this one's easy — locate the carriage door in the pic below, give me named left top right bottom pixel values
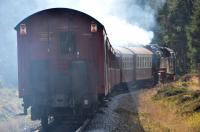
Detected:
left=30, top=60, right=49, bottom=95
left=70, top=61, right=90, bottom=105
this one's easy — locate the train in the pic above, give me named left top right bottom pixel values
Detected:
left=15, top=8, right=176, bottom=128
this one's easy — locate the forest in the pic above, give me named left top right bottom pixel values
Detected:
left=153, top=0, right=200, bottom=74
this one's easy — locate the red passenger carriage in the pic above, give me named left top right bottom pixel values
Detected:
left=15, top=8, right=117, bottom=126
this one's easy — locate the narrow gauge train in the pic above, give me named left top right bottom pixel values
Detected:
left=15, top=8, right=175, bottom=128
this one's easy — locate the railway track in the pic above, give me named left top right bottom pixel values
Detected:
left=75, top=119, right=90, bottom=132
left=31, top=118, right=91, bottom=132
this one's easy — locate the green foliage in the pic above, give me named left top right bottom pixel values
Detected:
left=154, top=86, right=200, bottom=116
left=186, top=0, right=200, bottom=71
left=154, top=0, right=200, bottom=74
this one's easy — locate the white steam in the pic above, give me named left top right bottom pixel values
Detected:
left=44, top=0, right=154, bottom=45
left=101, top=16, right=153, bottom=45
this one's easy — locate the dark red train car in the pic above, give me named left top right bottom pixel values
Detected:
left=128, top=47, right=153, bottom=81
left=114, top=47, right=134, bottom=84
left=109, top=47, right=121, bottom=89
left=114, top=46, right=153, bottom=87
left=106, top=43, right=121, bottom=92
left=15, top=8, right=117, bottom=126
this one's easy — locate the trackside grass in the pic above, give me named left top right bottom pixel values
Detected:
left=138, top=74, right=200, bottom=131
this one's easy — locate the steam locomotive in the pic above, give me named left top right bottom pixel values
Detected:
left=15, top=8, right=175, bottom=128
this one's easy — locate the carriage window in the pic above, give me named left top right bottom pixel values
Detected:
left=149, top=57, right=151, bottom=67
left=145, top=57, right=148, bottom=68
left=122, top=58, right=124, bottom=68
left=59, top=31, right=76, bottom=54
left=150, top=57, right=152, bottom=67
left=139, top=56, right=141, bottom=68
left=141, top=56, right=143, bottom=68
left=146, top=57, right=148, bottom=68
left=138, top=57, right=140, bottom=68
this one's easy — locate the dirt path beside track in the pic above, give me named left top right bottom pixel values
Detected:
left=86, top=90, right=144, bottom=132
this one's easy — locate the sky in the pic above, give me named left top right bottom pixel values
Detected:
left=0, top=0, right=165, bottom=86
